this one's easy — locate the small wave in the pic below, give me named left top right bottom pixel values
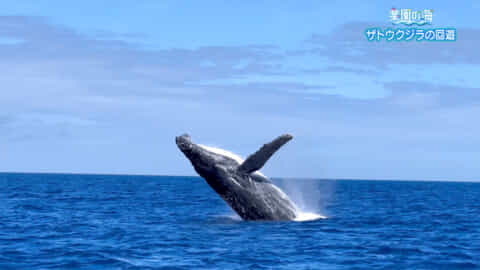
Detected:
left=208, top=214, right=243, bottom=224
left=294, top=211, right=327, bottom=222
left=224, top=214, right=242, bottom=221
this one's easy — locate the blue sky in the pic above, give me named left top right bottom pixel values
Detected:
left=1, top=1, right=479, bottom=181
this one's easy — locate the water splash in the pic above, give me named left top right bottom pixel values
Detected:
left=274, top=178, right=336, bottom=221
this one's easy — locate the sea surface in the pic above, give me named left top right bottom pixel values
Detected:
left=1, top=173, right=479, bottom=270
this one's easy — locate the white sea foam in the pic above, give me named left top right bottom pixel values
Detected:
left=294, top=211, right=327, bottom=222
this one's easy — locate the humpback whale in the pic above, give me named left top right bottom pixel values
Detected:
left=175, top=134, right=299, bottom=221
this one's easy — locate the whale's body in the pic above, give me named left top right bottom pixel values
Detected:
left=175, top=134, right=298, bottom=221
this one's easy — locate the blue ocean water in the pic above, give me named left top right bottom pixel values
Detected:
left=0, top=173, right=479, bottom=270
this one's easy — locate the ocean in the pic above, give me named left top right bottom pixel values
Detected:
left=0, top=173, right=479, bottom=269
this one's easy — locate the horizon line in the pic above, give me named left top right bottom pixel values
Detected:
left=0, top=170, right=478, bottom=183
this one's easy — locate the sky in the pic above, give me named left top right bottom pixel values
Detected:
left=1, top=1, right=479, bottom=181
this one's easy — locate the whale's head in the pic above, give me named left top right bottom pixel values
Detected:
left=176, top=134, right=213, bottom=172
left=175, top=134, right=244, bottom=194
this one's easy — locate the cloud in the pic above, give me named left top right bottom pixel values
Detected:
left=1, top=16, right=479, bottom=180
left=0, top=115, right=13, bottom=132
left=301, top=65, right=380, bottom=76
left=385, top=81, right=480, bottom=108
left=301, top=21, right=480, bottom=67
left=0, top=15, right=288, bottom=127
left=0, top=16, right=283, bottom=92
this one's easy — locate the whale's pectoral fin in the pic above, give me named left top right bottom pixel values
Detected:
left=238, top=134, right=293, bottom=174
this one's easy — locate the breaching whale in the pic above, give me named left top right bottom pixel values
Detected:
left=175, top=133, right=299, bottom=221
